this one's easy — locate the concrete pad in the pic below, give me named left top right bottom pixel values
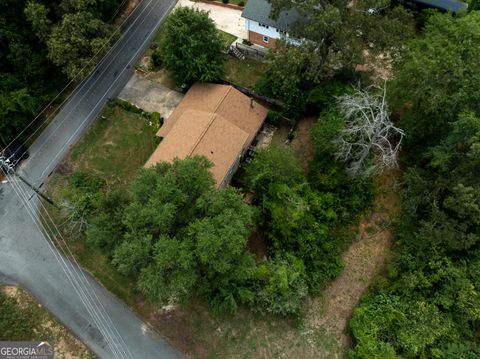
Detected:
left=176, top=0, right=247, bottom=39
left=118, top=74, right=184, bottom=118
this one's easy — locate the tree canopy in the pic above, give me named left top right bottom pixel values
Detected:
left=392, top=11, right=480, bottom=154
left=87, top=157, right=258, bottom=313
left=350, top=11, right=480, bottom=358
left=159, top=7, right=224, bottom=86
left=1, top=0, right=123, bottom=144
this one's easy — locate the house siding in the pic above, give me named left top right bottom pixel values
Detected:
left=244, top=19, right=299, bottom=48
left=245, top=19, right=282, bottom=39
left=248, top=30, right=277, bottom=49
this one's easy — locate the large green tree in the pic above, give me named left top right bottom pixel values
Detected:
left=46, top=11, right=117, bottom=79
left=159, top=7, right=223, bottom=86
left=256, top=0, right=414, bottom=110
left=0, top=75, right=37, bottom=143
left=392, top=11, right=480, bottom=154
left=269, top=0, right=413, bottom=68
left=88, top=157, right=257, bottom=312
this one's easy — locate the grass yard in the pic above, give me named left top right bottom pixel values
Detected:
left=66, top=102, right=157, bottom=187
left=218, top=30, right=237, bottom=51
left=223, top=58, right=265, bottom=88
left=0, top=286, right=94, bottom=358
left=44, top=102, right=157, bottom=307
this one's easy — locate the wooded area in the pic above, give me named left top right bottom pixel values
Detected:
left=0, top=0, right=123, bottom=144
left=350, top=11, right=480, bottom=357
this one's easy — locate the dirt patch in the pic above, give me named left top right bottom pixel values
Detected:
left=306, top=168, right=401, bottom=351
left=289, top=117, right=316, bottom=171
left=247, top=230, right=268, bottom=261
left=3, top=286, right=19, bottom=297
left=355, top=50, right=393, bottom=83
left=1, top=286, right=93, bottom=359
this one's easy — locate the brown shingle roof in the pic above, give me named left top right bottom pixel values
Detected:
left=146, top=83, right=268, bottom=186
left=157, top=83, right=268, bottom=143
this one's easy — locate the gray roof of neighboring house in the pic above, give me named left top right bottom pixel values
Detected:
left=412, top=0, right=468, bottom=13
left=241, top=0, right=301, bottom=32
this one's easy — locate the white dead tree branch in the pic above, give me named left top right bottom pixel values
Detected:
left=60, top=199, right=90, bottom=235
left=334, top=82, right=404, bottom=177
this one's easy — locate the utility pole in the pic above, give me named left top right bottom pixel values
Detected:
left=16, top=173, right=56, bottom=207
left=0, top=156, right=56, bottom=207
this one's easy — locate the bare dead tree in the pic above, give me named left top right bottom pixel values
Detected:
left=60, top=199, right=90, bottom=235
left=334, top=82, right=404, bottom=177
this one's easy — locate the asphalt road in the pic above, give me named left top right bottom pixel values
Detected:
left=0, top=0, right=183, bottom=358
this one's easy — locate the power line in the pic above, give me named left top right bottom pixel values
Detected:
left=35, top=0, right=174, bottom=184
left=3, top=170, right=128, bottom=359
left=108, top=0, right=131, bottom=23
left=0, top=0, right=151, bottom=156
left=2, top=168, right=132, bottom=359
left=0, top=1, right=176, bottom=354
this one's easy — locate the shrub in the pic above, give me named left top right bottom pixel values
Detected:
left=112, top=98, right=143, bottom=114
left=72, top=171, right=106, bottom=193
left=266, top=110, right=282, bottom=126
left=149, top=112, right=163, bottom=133
left=306, top=81, right=351, bottom=113
left=222, top=0, right=229, bottom=3
left=238, top=1, right=245, bottom=6
left=252, top=254, right=308, bottom=316
left=151, top=49, right=163, bottom=68
left=310, top=108, right=345, bottom=157
left=244, top=144, right=305, bottom=195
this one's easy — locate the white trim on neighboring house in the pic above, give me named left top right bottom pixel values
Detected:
left=246, top=19, right=282, bottom=39
left=244, top=18, right=300, bottom=47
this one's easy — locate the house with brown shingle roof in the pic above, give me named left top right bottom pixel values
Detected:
left=145, top=83, right=268, bottom=187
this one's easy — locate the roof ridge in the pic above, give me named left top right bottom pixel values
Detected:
left=187, top=112, right=217, bottom=157
left=213, top=85, right=233, bottom=114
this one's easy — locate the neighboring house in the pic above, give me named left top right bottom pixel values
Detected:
left=241, top=0, right=468, bottom=49
left=241, top=0, right=300, bottom=48
left=145, top=83, right=268, bottom=187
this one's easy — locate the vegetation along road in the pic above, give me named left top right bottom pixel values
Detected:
left=0, top=0, right=182, bottom=358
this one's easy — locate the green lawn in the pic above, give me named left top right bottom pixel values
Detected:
left=223, top=58, right=265, bottom=88
left=67, top=102, right=157, bottom=187
left=44, top=102, right=157, bottom=307
left=218, top=30, right=237, bottom=51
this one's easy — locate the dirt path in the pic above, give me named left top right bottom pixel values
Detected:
left=289, top=117, right=316, bottom=172
left=307, top=169, right=401, bottom=353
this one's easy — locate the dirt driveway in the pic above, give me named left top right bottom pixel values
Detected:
left=176, top=0, right=247, bottom=39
